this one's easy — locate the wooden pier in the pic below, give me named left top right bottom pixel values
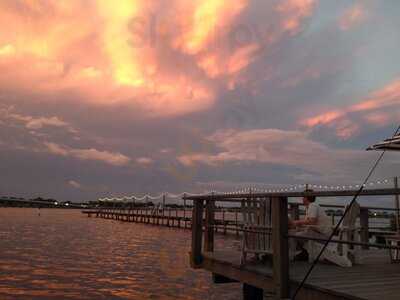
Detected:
left=82, top=206, right=244, bottom=234
left=82, top=203, right=395, bottom=239
left=83, top=207, right=192, bottom=228
left=184, top=189, right=400, bottom=300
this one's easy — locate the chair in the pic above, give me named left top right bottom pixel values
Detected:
left=307, top=201, right=361, bottom=267
left=241, top=197, right=272, bottom=265
left=151, top=203, right=162, bottom=216
left=338, top=201, right=361, bottom=261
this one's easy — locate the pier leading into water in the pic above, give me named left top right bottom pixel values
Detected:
left=83, top=188, right=400, bottom=299
left=185, top=188, right=400, bottom=300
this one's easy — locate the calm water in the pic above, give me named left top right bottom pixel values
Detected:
left=0, top=209, right=242, bottom=300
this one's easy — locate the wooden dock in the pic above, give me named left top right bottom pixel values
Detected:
left=201, top=249, right=399, bottom=300
left=82, top=208, right=192, bottom=228
left=184, top=189, right=400, bottom=300
left=82, top=204, right=395, bottom=238
left=82, top=207, right=243, bottom=233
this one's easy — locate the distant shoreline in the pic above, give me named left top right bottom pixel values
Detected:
left=0, top=197, right=92, bottom=209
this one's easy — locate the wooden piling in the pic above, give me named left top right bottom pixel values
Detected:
left=360, top=207, right=369, bottom=249
left=191, top=200, right=204, bottom=268
left=204, top=200, right=215, bottom=252
left=235, top=209, right=239, bottom=236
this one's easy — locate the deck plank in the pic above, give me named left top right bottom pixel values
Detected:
left=202, top=250, right=400, bottom=300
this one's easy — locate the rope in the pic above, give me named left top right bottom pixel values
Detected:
left=292, top=124, right=400, bottom=299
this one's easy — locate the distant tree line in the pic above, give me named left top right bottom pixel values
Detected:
left=0, top=196, right=89, bottom=209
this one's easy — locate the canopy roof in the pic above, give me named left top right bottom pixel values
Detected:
left=367, top=134, right=400, bottom=151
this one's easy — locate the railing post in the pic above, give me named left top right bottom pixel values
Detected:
left=235, top=209, right=239, bottom=236
left=191, top=199, right=204, bottom=268
left=272, top=196, right=290, bottom=299
left=204, top=199, right=215, bottom=252
left=183, top=195, right=187, bottom=229
left=360, top=208, right=369, bottom=250
left=290, top=203, right=299, bottom=221
left=162, top=194, right=166, bottom=214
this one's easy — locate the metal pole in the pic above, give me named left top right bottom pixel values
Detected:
left=395, top=177, right=399, bottom=233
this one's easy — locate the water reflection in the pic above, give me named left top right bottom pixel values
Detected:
left=0, top=209, right=241, bottom=300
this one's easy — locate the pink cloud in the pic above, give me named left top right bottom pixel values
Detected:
left=136, top=157, right=153, bottom=165
left=0, top=0, right=318, bottom=118
left=0, top=106, right=76, bottom=133
left=276, top=0, right=316, bottom=35
left=301, top=78, right=400, bottom=139
left=303, top=110, right=344, bottom=128
left=44, top=142, right=131, bottom=166
left=44, top=142, right=69, bottom=156
left=339, top=3, right=367, bottom=31
left=25, top=117, right=69, bottom=130
left=68, top=180, right=82, bottom=189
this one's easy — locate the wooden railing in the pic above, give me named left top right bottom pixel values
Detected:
left=184, top=188, right=400, bottom=299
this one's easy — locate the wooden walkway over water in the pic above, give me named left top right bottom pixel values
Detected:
left=82, top=204, right=395, bottom=239
left=202, top=249, right=398, bottom=300
left=184, top=189, right=400, bottom=300
left=83, top=208, right=192, bottom=228
left=82, top=188, right=400, bottom=299
left=82, top=207, right=242, bottom=233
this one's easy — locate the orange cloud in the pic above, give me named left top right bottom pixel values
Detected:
left=173, top=0, right=248, bottom=55
left=97, top=0, right=146, bottom=87
left=0, top=0, right=317, bottom=117
left=0, top=44, right=15, bottom=56
left=0, top=1, right=216, bottom=117
left=198, top=43, right=259, bottom=79
left=276, top=0, right=316, bottom=35
left=302, top=78, right=400, bottom=138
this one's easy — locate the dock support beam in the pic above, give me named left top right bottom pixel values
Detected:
left=204, top=199, right=215, bottom=252
left=191, top=199, right=204, bottom=268
left=272, top=196, right=290, bottom=299
left=360, top=208, right=369, bottom=249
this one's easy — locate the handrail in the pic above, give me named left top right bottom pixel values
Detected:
left=299, top=203, right=399, bottom=212
left=287, top=234, right=400, bottom=250
left=97, top=202, right=399, bottom=213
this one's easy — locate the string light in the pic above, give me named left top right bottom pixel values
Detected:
left=98, top=177, right=395, bottom=201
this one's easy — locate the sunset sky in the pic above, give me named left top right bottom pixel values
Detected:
left=1, top=0, right=400, bottom=202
